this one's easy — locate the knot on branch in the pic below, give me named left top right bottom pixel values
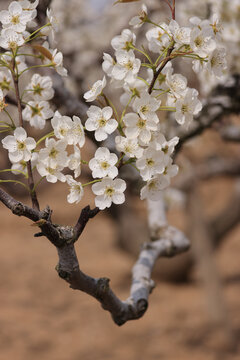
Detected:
left=136, top=299, right=148, bottom=314
left=40, top=206, right=52, bottom=220
left=12, top=202, right=24, bottom=216
left=58, top=226, right=75, bottom=245
left=55, top=264, right=71, bottom=281
left=96, top=277, right=110, bottom=299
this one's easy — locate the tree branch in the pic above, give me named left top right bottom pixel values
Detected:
left=56, top=225, right=190, bottom=326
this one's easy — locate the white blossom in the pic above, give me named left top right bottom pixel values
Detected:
left=123, top=112, right=158, bottom=144
left=85, top=106, right=118, bottom=141
left=0, top=29, right=24, bottom=50
left=0, top=70, right=12, bottom=96
left=112, top=50, right=141, bottom=83
left=25, top=74, right=54, bottom=101
left=89, top=147, right=118, bottom=179
left=115, top=136, right=143, bottom=158
left=120, top=78, right=147, bottom=106
left=51, top=112, right=85, bottom=147
left=175, top=88, right=202, bottom=126
left=140, top=160, right=178, bottom=200
left=150, top=133, right=179, bottom=156
left=111, top=29, right=136, bottom=51
left=68, top=146, right=81, bottom=178
left=132, top=91, right=160, bottom=122
left=66, top=175, right=84, bottom=204
left=83, top=76, right=106, bottom=102
left=140, top=175, right=170, bottom=201
left=41, top=8, right=59, bottom=41
left=166, top=72, right=188, bottom=98
left=69, top=116, right=85, bottom=147
left=206, top=47, right=227, bottom=78
left=2, top=127, right=36, bottom=163
left=190, top=27, right=216, bottom=57
left=11, top=152, right=38, bottom=175
left=136, top=147, right=165, bottom=181
left=38, top=138, right=69, bottom=167
left=169, top=20, right=191, bottom=46
left=129, top=4, right=148, bottom=28
left=102, top=53, right=115, bottom=77
left=51, top=49, right=67, bottom=76
left=0, top=1, right=32, bottom=33
left=36, top=161, right=66, bottom=183
left=92, top=177, right=126, bottom=210
left=22, top=100, right=54, bottom=129
left=51, top=111, right=73, bottom=141
left=146, top=23, right=171, bottom=53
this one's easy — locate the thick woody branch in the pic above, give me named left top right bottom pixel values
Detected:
left=0, top=184, right=189, bottom=325
left=56, top=225, right=189, bottom=326
left=0, top=187, right=97, bottom=247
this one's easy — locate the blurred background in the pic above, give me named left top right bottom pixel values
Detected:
left=0, top=0, right=240, bottom=359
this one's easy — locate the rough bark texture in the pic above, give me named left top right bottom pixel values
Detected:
left=0, top=186, right=190, bottom=325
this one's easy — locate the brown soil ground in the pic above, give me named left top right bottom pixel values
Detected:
left=0, top=178, right=240, bottom=360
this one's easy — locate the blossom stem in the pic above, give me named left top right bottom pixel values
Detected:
left=36, top=131, right=54, bottom=147
left=82, top=179, right=101, bottom=188
left=11, top=55, right=40, bottom=210
left=129, top=44, right=153, bottom=64
left=148, top=45, right=175, bottom=94
left=24, top=23, right=51, bottom=43
left=3, top=109, right=16, bottom=128
left=19, top=64, right=53, bottom=77
left=32, top=176, right=45, bottom=192
left=119, top=94, right=134, bottom=128
left=102, top=93, right=119, bottom=122
left=81, top=160, right=89, bottom=165
left=116, top=153, right=125, bottom=168
left=0, top=169, right=28, bottom=177
left=159, top=106, right=176, bottom=111
left=0, top=179, right=30, bottom=192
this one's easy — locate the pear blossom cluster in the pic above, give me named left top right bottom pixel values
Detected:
left=177, top=0, right=237, bottom=95
left=0, top=1, right=226, bottom=211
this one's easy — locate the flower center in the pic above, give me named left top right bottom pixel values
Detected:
left=11, top=15, right=20, bottom=25
left=49, top=147, right=58, bottom=158
left=8, top=41, right=17, bottom=49
left=181, top=104, right=189, bottom=114
left=0, top=78, right=11, bottom=91
left=105, top=186, right=115, bottom=196
left=60, top=127, right=67, bottom=136
left=124, top=145, right=132, bottom=153
left=33, top=83, right=43, bottom=95
left=0, top=99, right=7, bottom=112
left=98, top=117, right=107, bottom=127
left=17, top=141, right=26, bottom=151
left=146, top=158, right=154, bottom=166
left=73, top=184, right=81, bottom=193
left=46, top=167, right=55, bottom=175
left=148, top=180, right=157, bottom=190
left=31, top=105, right=43, bottom=117
left=125, top=60, right=134, bottom=70
left=194, top=36, right=203, bottom=47
left=140, top=105, right=149, bottom=115
left=137, top=118, right=146, bottom=129
left=101, top=161, right=110, bottom=170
